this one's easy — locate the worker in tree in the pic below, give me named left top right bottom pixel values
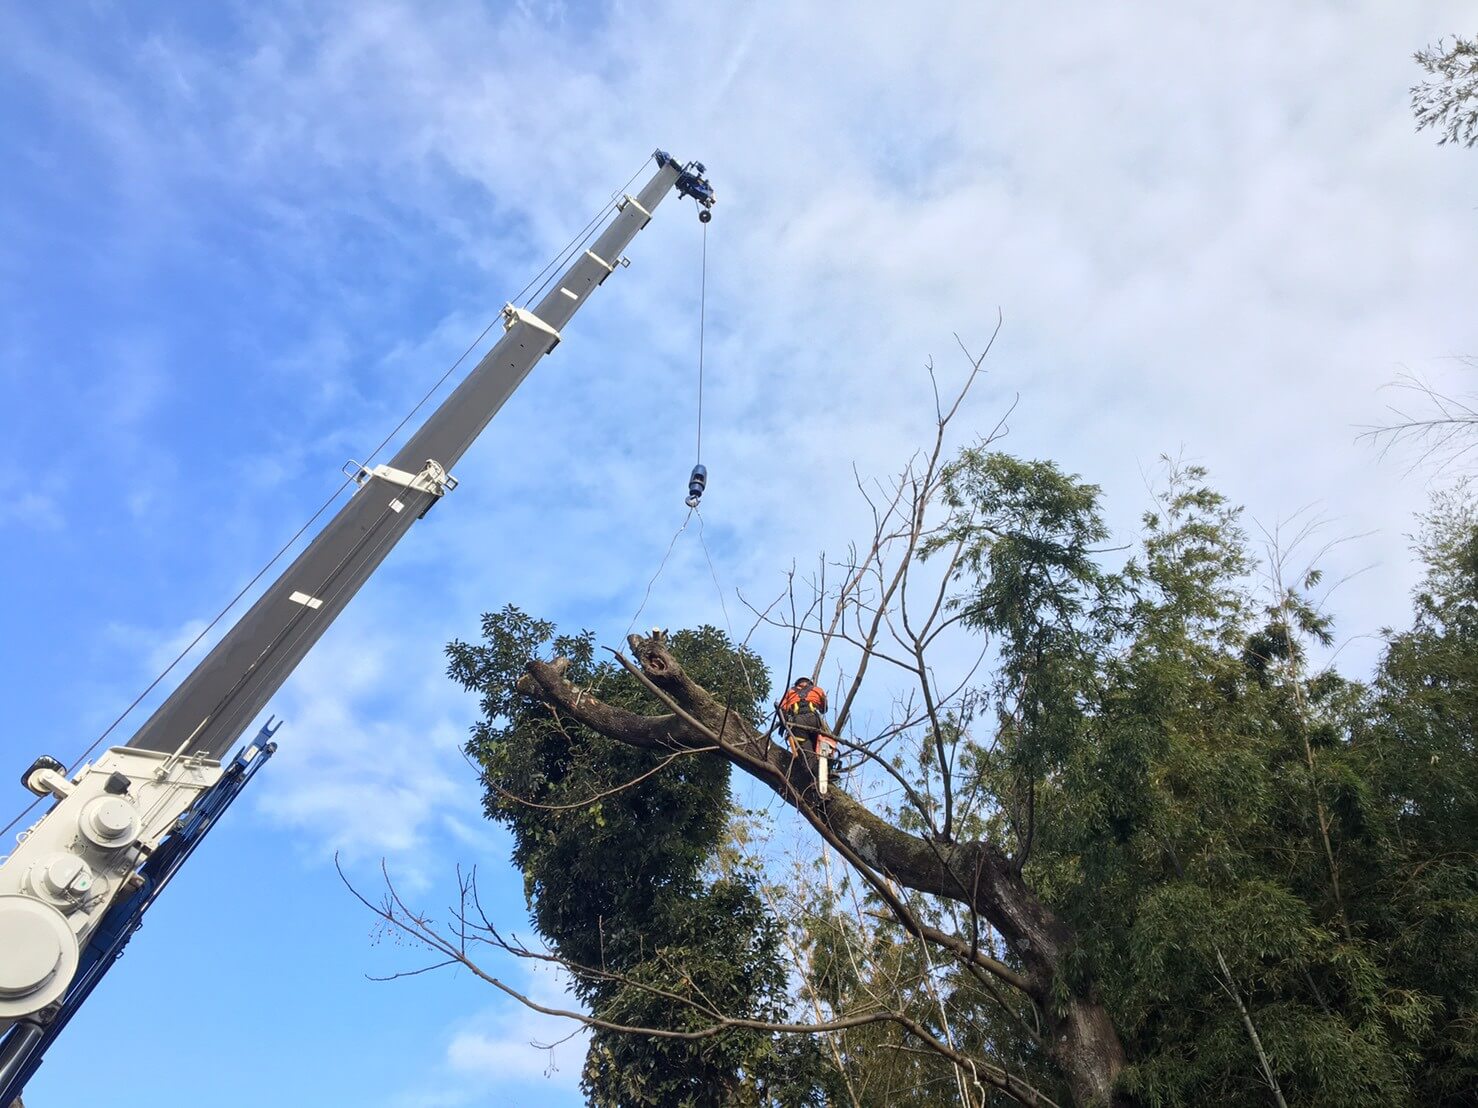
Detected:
left=779, top=677, right=841, bottom=793
left=779, top=677, right=829, bottom=752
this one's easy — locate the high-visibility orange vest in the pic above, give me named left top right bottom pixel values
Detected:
left=780, top=684, right=828, bottom=716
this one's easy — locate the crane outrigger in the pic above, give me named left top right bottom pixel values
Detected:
left=0, top=150, right=715, bottom=1105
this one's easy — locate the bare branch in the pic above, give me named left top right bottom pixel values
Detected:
left=348, top=857, right=1063, bottom=1108
left=1360, top=364, right=1478, bottom=472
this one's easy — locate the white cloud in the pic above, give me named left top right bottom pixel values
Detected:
left=0, top=491, right=64, bottom=531
left=12, top=0, right=1476, bottom=894
left=142, top=617, right=214, bottom=677
left=211, top=0, right=1474, bottom=859
left=254, top=615, right=497, bottom=873
left=386, top=961, right=586, bottom=1107
left=5, top=10, right=1477, bottom=1107
left=445, top=962, right=588, bottom=1091
left=446, top=1028, right=571, bottom=1084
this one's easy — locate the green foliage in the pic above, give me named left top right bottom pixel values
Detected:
left=929, top=454, right=1478, bottom=1104
left=446, top=453, right=1478, bottom=1106
left=1339, top=486, right=1478, bottom=1101
left=1413, top=34, right=1478, bottom=148
left=448, top=611, right=815, bottom=1106
left=931, top=450, right=1118, bottom=848
left=782, top=870, right=1049, bottom=1107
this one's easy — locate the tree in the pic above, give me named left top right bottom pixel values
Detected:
left=1412, top=34, right=1478, bottom=148
left=440, top=612, right=820, bottom=1106
left=1362, top=363, right=1478, bottom=474
left=1341, top=484, right=1478, bottom=1102
left=355, top=349, right=1478, bottom=1106
left=442, top=344, right=1129, bottom=1106
left=1033, top=472, right=1424, bottom=1107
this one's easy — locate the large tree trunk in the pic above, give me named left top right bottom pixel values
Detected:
left=519, top=633, right=1128, bottom=1106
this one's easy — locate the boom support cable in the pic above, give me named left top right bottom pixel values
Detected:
left=2, top=156, right=658, bottom=841
left=519, top=156, right=654, bottom=308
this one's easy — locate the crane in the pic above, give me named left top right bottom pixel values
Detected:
left=0, top=150, right=715, bottom=1105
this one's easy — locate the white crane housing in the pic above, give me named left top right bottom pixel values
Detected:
left=0, top=150, right=715, bottom=1104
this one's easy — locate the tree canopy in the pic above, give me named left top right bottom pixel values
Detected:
left=401, top=431, right=1478, bottom=1106
left=446, top=615, right=828, bottom=1106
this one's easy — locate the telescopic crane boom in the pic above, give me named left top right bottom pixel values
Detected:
left=0, top=150, right=715, bottom=1105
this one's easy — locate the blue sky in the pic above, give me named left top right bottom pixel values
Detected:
left=2, top=2, right=1476, bottom=1105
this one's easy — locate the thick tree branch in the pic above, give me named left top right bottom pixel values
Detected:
left=520, top=636, right=1074, bottom=986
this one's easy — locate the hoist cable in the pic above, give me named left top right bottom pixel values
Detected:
left=696, top=219, right=708, bottom=465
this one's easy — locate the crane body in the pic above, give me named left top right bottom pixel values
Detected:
left=0, top=150, right=714, bottom=1104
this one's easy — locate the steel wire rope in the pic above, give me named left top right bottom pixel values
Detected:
left=615, top=209, right=714, bottom=652
left=596, top=220, right=741, bottom=714
left=581, top=213, right=709, bottom=705
left=520, top=157, right=653, bottom=309
left=695, top=508, right=762, bottom=706
left=560, top=508, right=693, bottom=716
left=521, top=156, right=649, bottom=304
left=2, top=160, right=657, bottom=842
left=687, top=240, right=776, bottom=748
left=36, top=326, right=493, bottom=788
left=685, top=228, right=760, bottom=705
left=623, top=509, right=695, bottom=642
left=695, top=219, right=707, bottom=465
left=521, top=205, right=616, bottom=308
left=360, top=156, right=651, bottom=475
left=0, top=800, right=41, bottom=847
left=205, top=154, right=645, bottom=757
left=125, top=180, right=646, bottom=758
left=1, top=445, right=433, bottom=845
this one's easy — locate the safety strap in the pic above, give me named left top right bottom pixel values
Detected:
left=782, top=687, right=824, bottom=714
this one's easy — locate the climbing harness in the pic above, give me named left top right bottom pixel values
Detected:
left=779, top=683, right=840, bottom=796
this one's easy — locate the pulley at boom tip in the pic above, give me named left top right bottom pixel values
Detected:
left=654, top=150, right=716, bottom=222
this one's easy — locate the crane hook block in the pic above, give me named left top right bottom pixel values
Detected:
left=685, top=464, right=707, bottom=508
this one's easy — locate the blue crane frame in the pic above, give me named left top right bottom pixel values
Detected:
left=0, top=721, right=281, bottom=1104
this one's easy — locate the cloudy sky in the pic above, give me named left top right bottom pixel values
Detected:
left=2, top=2, right=1474, bottom=1105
